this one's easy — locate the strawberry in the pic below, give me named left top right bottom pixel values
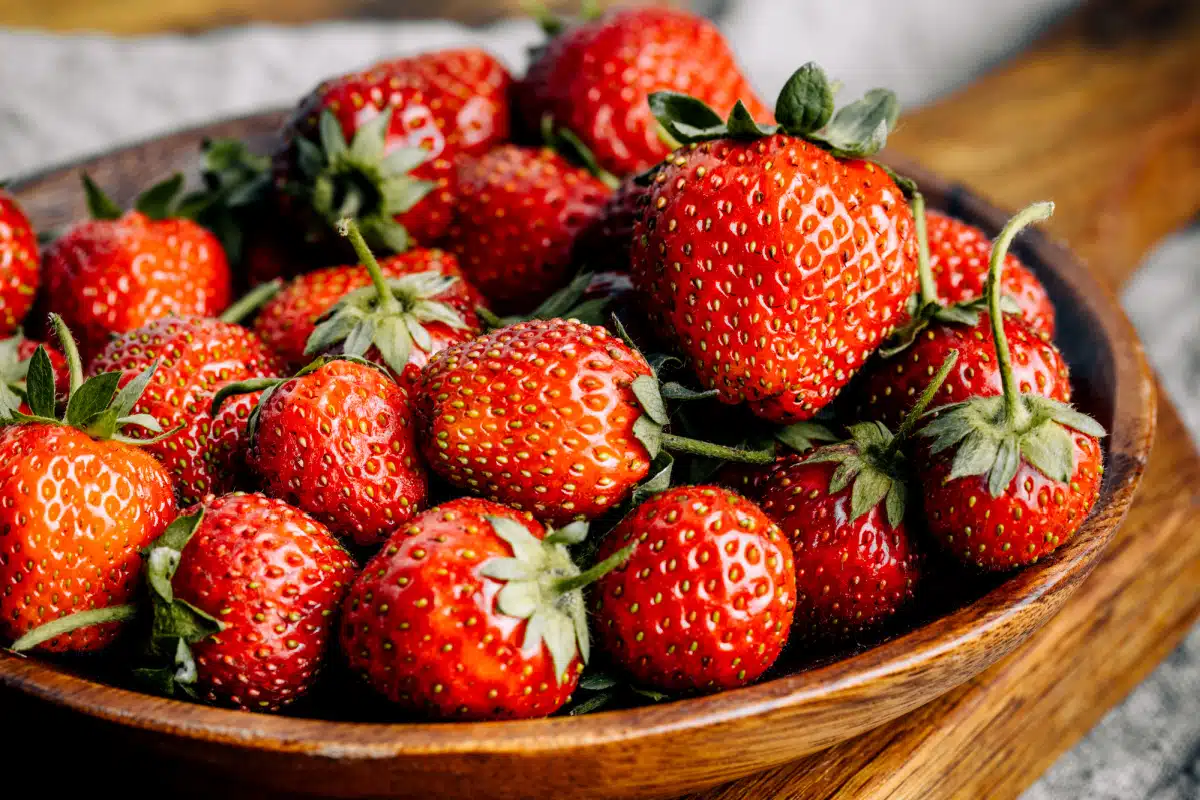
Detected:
left=1, top=315, right=176, bottom=653
left=517, top=7, right=771, bottom=177
left=925, top=208, right=1055, bottom=337
left=341, top=497, right=630, bottom=720
left=853, top=192, right=1070, bottom=429
left=139, top=494, right=355, bottom=710
left=0, top=191, right=39, bottom=334
left=630, top=63, right=918, bottom=424
left=214, top=357, right=428, bottom=548
left=273, top=49, right=512, bottom=256
left=442, top=143, right=612, bottom=314
left=266, top=219, right=481, bottom=389
left=712, top=421, right=838, bottom=499
left=88, top=285, right=288, bottom=504
left=0, top=330, right=68, bottom=412
left=570, top=171, right=652, bottom=274
left=914, top=203, right=1104, bottom=570
left=417, top=318, right=774, bottom=526
left=757, top=354, right=958, bottom=641
left=253, top=237, right=480, bottom=382
left=591, top=485, right=796, bottom=693
left=42, top=175, right=232, bottom=363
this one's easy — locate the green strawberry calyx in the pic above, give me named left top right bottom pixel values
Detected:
left=881, top=191, right=1022, bottom=357
left=605, top=317, right=777, bottom=469
left=0, top=329, right=41, bottom=412
left=540, top=115, right=620, bottom=189
left=288, top=107, right=435, bottom=254
left=0, top=313, right=178, bottom=444
left=481, top=515, right=634, bottom=685
left=917, top=202, right=1106, bottom=498
left=476, top=271, right=617, bottom=330
left=82, top=171, right=191, bottom=223
left=648, top=61, right=900, bottom=160
left=132, top=509, right=225, bottom=697
left=803, top=350, right=959, bottom=528
left=173, top=138, right=273, bottom=265
left=302, top=218, right=470, bottom=376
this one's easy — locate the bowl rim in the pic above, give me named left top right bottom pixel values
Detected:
left=0, top=113, right=1157, bottom=761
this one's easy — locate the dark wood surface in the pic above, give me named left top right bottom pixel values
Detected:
left=0, top=1, right=1197, bottom=798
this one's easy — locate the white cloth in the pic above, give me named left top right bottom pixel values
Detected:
left=0, top=6, right=1197, bottom=798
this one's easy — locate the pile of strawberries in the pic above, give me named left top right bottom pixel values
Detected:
left=0, top=6, right=1104, bottom=721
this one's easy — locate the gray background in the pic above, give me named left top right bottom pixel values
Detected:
left=1, top=2, right=1196, bottom=796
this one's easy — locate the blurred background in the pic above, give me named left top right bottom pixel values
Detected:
left=0, top=2, right=1197, bottom=799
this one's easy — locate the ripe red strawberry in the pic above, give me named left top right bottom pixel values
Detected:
left=854, top=193, right=1070, bottom=430
left=591, top=485, right=796, bottom=692
left=341, top=497, right=629, bottom=720
left=570, top=171, right=652, bottom=274
left=88, top=291, right=287, bottom=504
left=418, top=318, right=772, bottom=525
left=517, top=7, right=771, bottom=177
left=754, top=350, right=959, bottom=643
left=215, top=357, right=428, bottom=547
left=2, top=316, right=176, bottom=653
left=259, top=220, right=481, bottom=391
left=274, top=49, right=512, bottom=255
left=915, top=203, right=1104, bottom=570
left=43, top=175, right=232, bottom=363
left=442, top=144, right=611, bottom=314
left=925, top=208, right=1055, bottom=337
left=0, top=191, right=39, bottom=334
left=713, top=421, right=837, bottom=499
left=152, top=493, right=356, bottom=710
left=630, top=63, right=918, bottom=423
left=253, top=241, right=480, bottom=382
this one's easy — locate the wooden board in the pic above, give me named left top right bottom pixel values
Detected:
left=687, top=1, right=1200, bottom=797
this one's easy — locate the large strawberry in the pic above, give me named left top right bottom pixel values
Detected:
left=630, top=63, right=918, bottom=424
left=757, top=353, right=958, bottom=641
left=517, top=6, right=771, bottom=177
left=853, top=192, right=1070, bottom=429
left=273, top=49, right=512, bottom=255
left=441, top=143, right=612, bottom=314
left=418, top=318, right=774, bottom=526
left=591, top=485, right=796, bottom=693
left=214, top=357, right=428, bottom=547
left=915, top=203, right=1104, bottom=570
left=924, top=208, right=1055, bottom=337
left=0, top=191, right=39, bottom=334
left=42, top=174, right=232, bottom=362
left=341, top=497, right=631, bottom=720
left=258, top=219, right=480, bottom=390
left=2, top=315, right=176, bottom=653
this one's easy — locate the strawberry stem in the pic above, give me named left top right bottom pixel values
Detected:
left=339, top=217, right=402, bottom=315
left=987, top=202, right=1054, bottom=425
left=883, top=349, right=958, bottom=459
left=552, top=543, right=635, bottom=595
left=661, top=433, right=775, bottom=464
left=219, top=279, right=282, bottom=324
left=49, top=313, right=83, bottom=396
left=10, top=604, right=138, bottom=652
left=913, top=192, right=937, bottom=307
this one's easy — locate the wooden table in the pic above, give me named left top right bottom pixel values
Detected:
left=2, top=1, right=1199, bottom=798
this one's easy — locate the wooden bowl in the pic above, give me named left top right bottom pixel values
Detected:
left=0, top=112, right=1156, bottom=800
